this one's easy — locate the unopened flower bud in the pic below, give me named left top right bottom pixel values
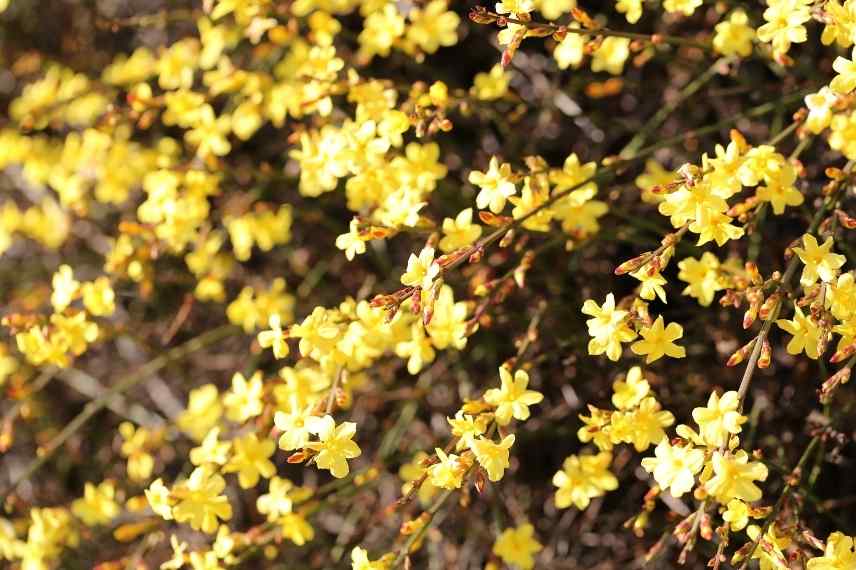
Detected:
left=727, top=338, right=757, bottom=367
left=758, top=338, right=772, bottom=368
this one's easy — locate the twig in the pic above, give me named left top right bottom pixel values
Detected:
left=0, top=324, right=238, bottom=499
left=0, top=367, right=57, bottom=427
left=58, top=368, right=165, bottom=427
left=435, top=86, right=812, bottom=281
left=620, top=57, right=733, bottom=158
left=325, top=368, right=344, bottom=414
left=735, top=162, right=853, bottom=411
left=482, top=10, right=710, bottom=50
left=392, top=488, right=455, bottom=568
left=736, top=436, right=821, bottom=570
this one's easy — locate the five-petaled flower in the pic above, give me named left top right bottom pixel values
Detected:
left=483, top=367, right=544, bottom=425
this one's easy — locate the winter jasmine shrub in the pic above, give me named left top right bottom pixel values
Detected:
left=0, top=1, right=855, bottom=568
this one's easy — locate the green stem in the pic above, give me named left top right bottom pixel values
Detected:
left=0, top=324, right=239, bottom=499
left=621, top=57, right=732, bottom=158
left=737, top=436, right=821, bottom=570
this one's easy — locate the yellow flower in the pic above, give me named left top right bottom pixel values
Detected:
left=483, top=367, right=544, bottom=426
left=581, top=293, right=637, bottom=361
left=832, top=47, right=856, bottom=93
left=635, top=159, right=675, bottom=203
left=157, top=38, right=198, bottom=90
left=756, top=0, right=812, bottom=55
left=190, top=427, right=231, bottom=466
left=554, top=28, right=587, bottom=69
left=279, top=512, right=315, bottom=546
left=830, top=110, right=856, bottom=159
left=714, top=10, right=755, bottom=57
left=496, top=0, right=534, bottom=15
left=118, top=422, right=156, bottom=482
left=71, top=481, right=120, bottom=526
left=16, top=325, right=62, bottom=367
left=0, top=516, right=22, bottom=560
left=690, top=210, right=744, bottom=247
left=51, top=264, right=79, bottom=312
left=663, top=0, right=702, bottom=16
left=351, top=546, right=389, bottom=570
left=577, top=405, right=614, bottom=451
left=472, top=64, right=510, bottom=101
left=619, top=397, right=675, bottom=452
left=631, top=268, right=668, bottom=303
left=172, top=467, right=232, bottom=534
left=492, top=523, right=542, bottom=570
left=257, top=477, right=296, bottom=521
left=51, top=311, right=98, bottom=356
left=163, top=89, right=205, bottom=127
left=177, top=384, right=223, bottom=442
left=792, top=234, right=846, bottom=286
left=533, top=0, right=574, bottom=20
left=81, top=277, right=116, bottom=316
left=274, top=401, right=315, bottom=451
left=145, top=478, right=174, bottom=521
left=616, top=0, right=643, bottom=24
left=469, top=157, right=517, bottom=213
left=425, top=284, right=469, bottom=350
left=820, top=0, right=856, bottom=48
left=471, top=434, right=515, bottom=482
left=611, top=366, right=649, bottom=410
left=745, top=524, right=791, bottom=570
left=439, top=208, right=482, bottom=253
left=187, top=549, right=222, bottom=570
left=807, top=532, right=856, bottom=569
left=692, top=390, right=747, bottom=448
left=399, top=451, right=440, bottom=505
left=184, top=104, right=232, bottom=158
left=756, top=164, right=803, bottom=215
left=509, top=177, right=552, bottom=232
left=336, top=218, right=368, bottom=260
left=776, top=304, right=823, bottom=360
left=630, top=316, right=686, bottom=364
left=358, top=4, right=405, bottom=61
left=223, top=371, right=264, bottom=423
left=306, top=415, right=362, bottom=479
left=223, top=433, right=276, bottom=489
left=641, top=440, right=704, bottom=497
left=722, top=499, right=749, bottom=531
left=805, top=88, right=838, bottom=134
left=400, top=246, right=439, bottom=289
left=678, top=253, right=725, bottom=306
left=395, top=323, right=436, bottom=374
left=258, top=313, right=290, bottom=359
left=405, top=0, right=460, bottom=54
left=552, top=451, right=618, bottom=509
left=591, top=37, right=631, bottom=75
left=447, top=411, right=489, bottom=450
left=429, top=448, right=469, bottom=489
left=706, top=450, right=768, bottom=503
left=829, top=272, right=856, bottom=321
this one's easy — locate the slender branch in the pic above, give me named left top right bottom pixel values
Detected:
left=0, top=368, right=57, bottom=429
left=0, top=324, right=239, bottom=499
left=325, top=367, right=344, bottom=414
left=437, top=86, right=811, bottom=282
left=620, top=57, right=732, bottom=158
left=735, top=162, right=853, bottom=411
left=58, top=368, right=165, bottom=427
left=392, top=486, right=456, bottom=568
left=736, top=436, right=821, bottom=570
left=483, top=10, right=710, bottom=50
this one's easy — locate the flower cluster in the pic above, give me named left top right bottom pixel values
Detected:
left=1, top=0, right=856, bottom=569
